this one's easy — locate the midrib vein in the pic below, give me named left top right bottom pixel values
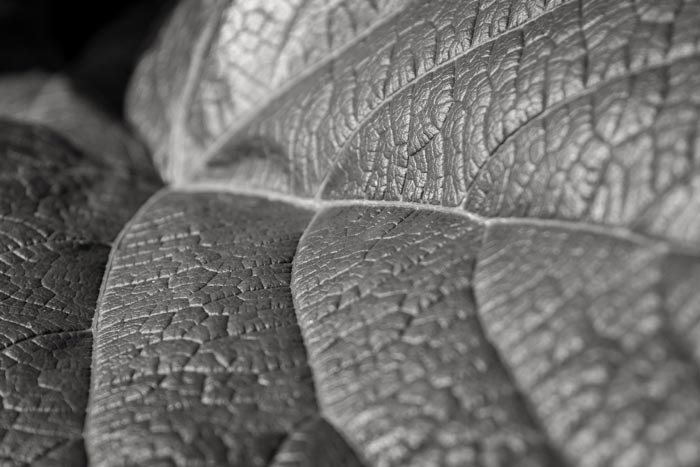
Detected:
left=176, top=181, right=681, bottom=249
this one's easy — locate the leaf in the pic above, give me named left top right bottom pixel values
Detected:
left=119, top=0, right=700, bottom=464
left=0, top=119, right=158, bottom=466
left=0, top=0, right=696, bottom=465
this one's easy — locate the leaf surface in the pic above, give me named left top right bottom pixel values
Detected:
left=292, top=205, right=561, bottom=466
left=86, top=191, right=319, bottom=467
left=4, top=0, right=692, bottom=465
left=0, top=119, right=156, bottom=466
left=473, top=220, right=700, bottom=465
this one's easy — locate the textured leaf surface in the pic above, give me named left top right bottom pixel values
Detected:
left=0, top=0, right=692, bottom=465
left=129, top=0, right=405, bottom=181
left=473, top=221, right=700, bottom=466
left=86, top=191, right=319, bottom=467
left=292, top=205, right=562, bottom=467
left=0, top=119, right=156, bottom=466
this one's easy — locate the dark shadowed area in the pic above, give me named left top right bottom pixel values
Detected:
left=0, top=0, right=174, bottom=115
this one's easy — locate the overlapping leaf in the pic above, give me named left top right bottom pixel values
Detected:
left=86, top=191, right=320, bottom=467
left=0, top=119, right=158, bottom=466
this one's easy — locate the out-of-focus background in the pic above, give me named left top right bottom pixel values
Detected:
left=0, top=0, right=174, bottom=116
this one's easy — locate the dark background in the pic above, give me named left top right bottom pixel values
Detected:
left=0, top=0, right=174, bottom=115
